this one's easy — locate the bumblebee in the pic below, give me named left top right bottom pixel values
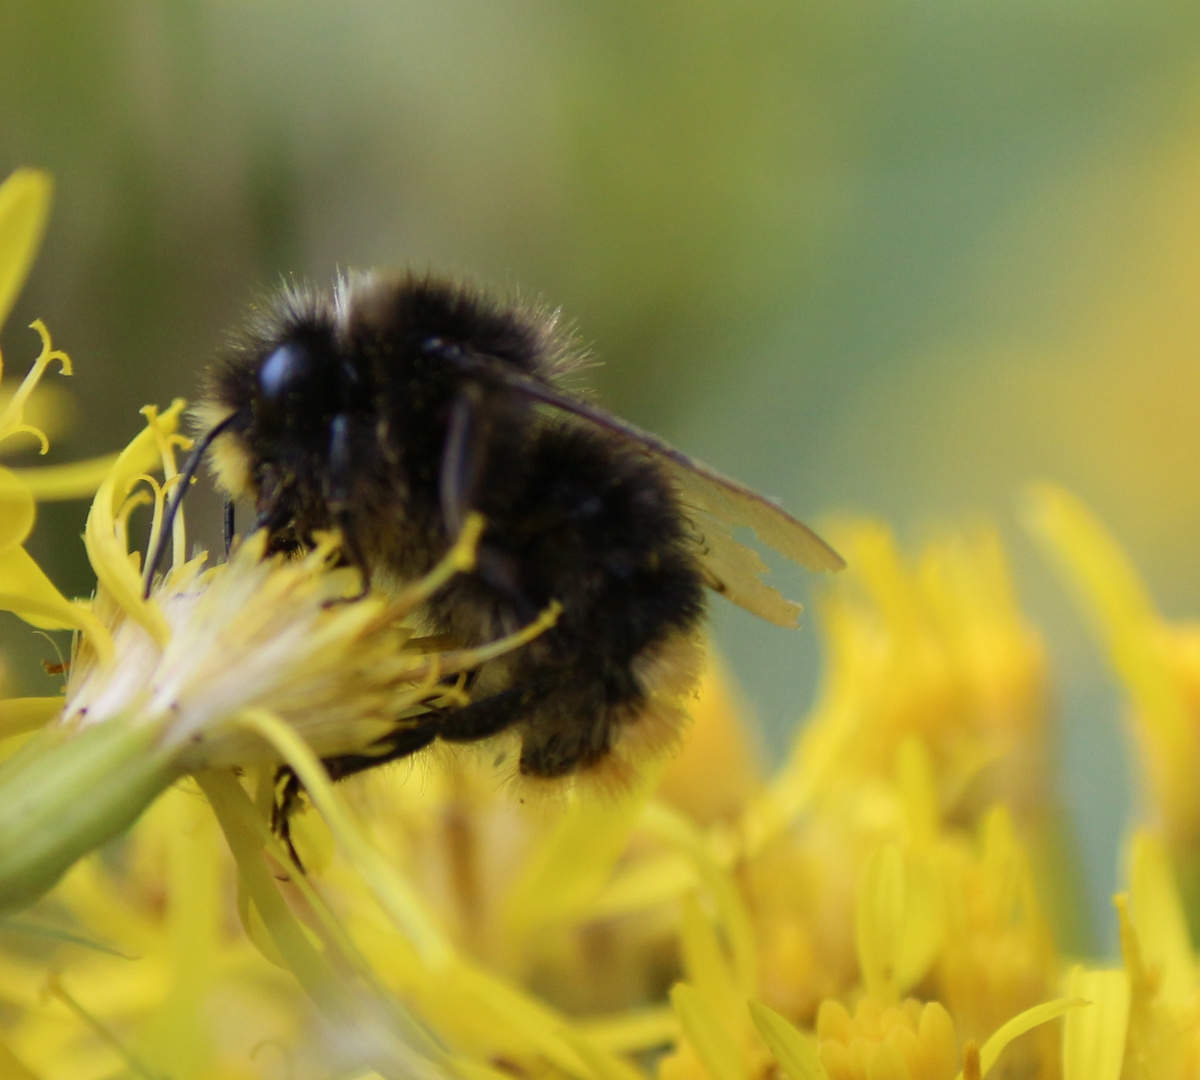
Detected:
left=182, top=272, right=843, bottom=794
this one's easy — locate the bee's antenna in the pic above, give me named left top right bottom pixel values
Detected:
left=141, top=412, right=241, bottom=599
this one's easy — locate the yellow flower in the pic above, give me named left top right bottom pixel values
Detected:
left=781, top=520, right=1050, bottom=829
left=1026, top=484, right=1200, bottom=853
left=815, top=997, right=959, bottom=1080
left=0, top=169, right=123, bottom=654
left=1056, top=833, right=1200, bottom=1080
left=931, top=807, right=1060, bottom=1070
left=673, top=524, right=1056, bottom=1031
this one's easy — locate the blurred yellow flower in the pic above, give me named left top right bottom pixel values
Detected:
left=814, top=997, right=959, bottom=1080
left=1027, top=484, right=1200, bottom=861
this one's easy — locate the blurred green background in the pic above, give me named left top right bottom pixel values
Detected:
left=4, top=0, right=1200, bottom=945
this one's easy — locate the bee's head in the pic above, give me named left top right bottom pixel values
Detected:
left=199, top=313, right=351, bottom=511
left=254, top=333, right=341, bottom=444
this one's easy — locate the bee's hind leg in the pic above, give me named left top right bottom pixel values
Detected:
left=331, top=509, right=373, bottom=601
left=270, top=721, right=441, bottom=869
left=270, top=767, right=307, bottom=870
left=434, top=685, right=533, bottom=743
left=269, top=688, right=543, bottom=869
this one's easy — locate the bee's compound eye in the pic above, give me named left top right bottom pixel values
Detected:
left=259, top=343, right=305, bottom=401
left=256, top=341, right=338, bottom=433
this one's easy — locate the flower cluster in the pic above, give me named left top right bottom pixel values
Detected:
left=1, top=168, right=1199, bottom=1080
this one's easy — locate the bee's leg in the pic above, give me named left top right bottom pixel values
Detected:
left=325, top=412, right=372, bottom=599
left=435, top=686, right=531, bottom=743
left=333, top=509, right=372, bottom=601
left=440, top=385, right=485, bottom=539
left=269, top=687, right=548, bottom=869
left=223, top=496, right=235, bottom=558
left=441, top=389, right=546, bottom=621
left=270, top=768, right=307, bottom=869
left=473, top=547, right=537, bottom=624
left=270, top=721, right=440, bottom=866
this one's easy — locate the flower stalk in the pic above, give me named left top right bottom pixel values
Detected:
left=0, top=714, right=179, bottom=912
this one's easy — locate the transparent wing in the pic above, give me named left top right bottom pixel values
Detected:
left=449, top=352, right=845, bottom=622
left=685, top=505, right=805, bottom=627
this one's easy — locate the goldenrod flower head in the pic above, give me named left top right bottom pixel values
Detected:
left=1074, top=832, right=1200, bottom=1080
left=0, top=168, right=128, bottom=649
left=64, top=516, right=522, bottom=769
left=785, top=520, right=1049, bottom=832
left=933, top=807, right=1058, bottom=1065
left=722, top=524, right=1055, bottom=1033
left=815, top=997, right=959, bottom=1080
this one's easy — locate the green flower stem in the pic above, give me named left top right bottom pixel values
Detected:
left=0, top=716, right=181, bottom=913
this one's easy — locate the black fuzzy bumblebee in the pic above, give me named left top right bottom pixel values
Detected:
left=190, top=272, right=843, bottom=795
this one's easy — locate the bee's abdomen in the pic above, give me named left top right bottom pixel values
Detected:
left=460, top=423, right=708, bottom=778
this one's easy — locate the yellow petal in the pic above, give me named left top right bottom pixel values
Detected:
left=83, top=400, right=188, bottom=647
left=642, top=801, right=758, bottom=996
left=679, top=893, right=740, bottom=1018
left=976, top=996, right=1084, bottom=1077
left=0, top=543, right=112, bottom=659
left=1060, top=969, right=1128, bottom=1080
left=0, top=1038, right=39, bottom=1080
left=1023, top=484, right=1159, bottom=634
left=748, top=1000, right=829, bottom=1080
left=10, top=453, right=120, bottom=501
left=585, top=851, right=697, bottom=921
left=502, top=764, right=661, bottom=941
left=1024, top=484, right=1200, bottom=829
left=0, top=466, right=34, bottom=552
left=856, top=844, right=943, bottom=1002
left=0, top=169, right=51, bottom=333
left=0, top=696, right=63, bottom=741
left=670, top=982, right=748, bottom=1080
left=576, top=1006, right=678, bottom=1055
left=558, top=1029, right=646, bottom=1080
left=437, top=963, right=590, bottom=1077
left=1128, top=831, right=1194, bottom=1005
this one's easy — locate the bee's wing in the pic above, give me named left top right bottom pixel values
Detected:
left=683, top=505, right=806, bottom=627
left=454, top=354, right=844, bottom=625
